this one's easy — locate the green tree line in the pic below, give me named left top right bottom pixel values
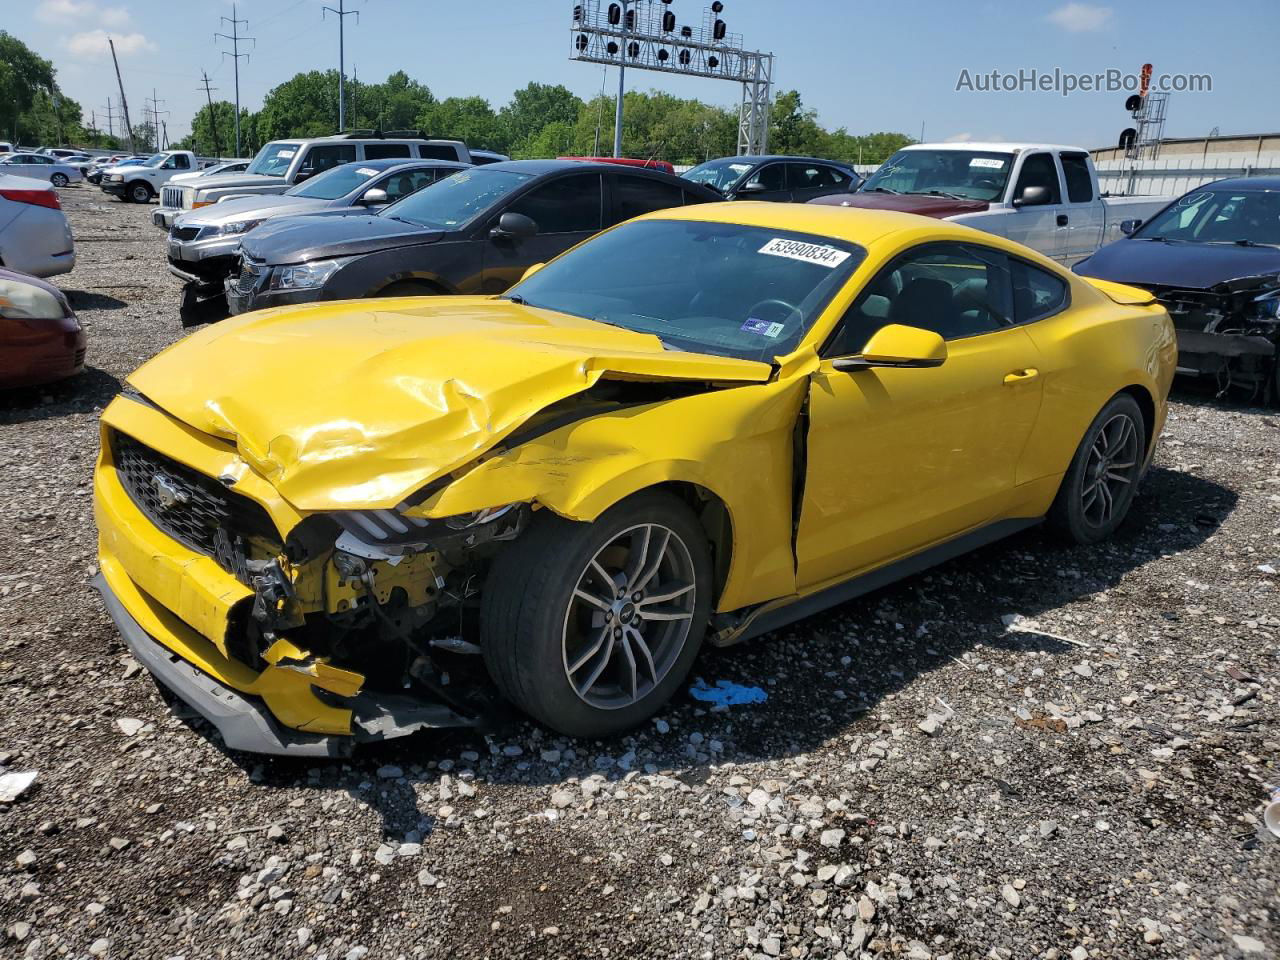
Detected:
left=3, top=31, right=909, bottom=166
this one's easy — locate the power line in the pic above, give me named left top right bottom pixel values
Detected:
left=322, top=0, right=361, bottom=132
left=145, top=88, right=170, bottom=150
left=216, top=2, right=255, bottom=155
left=99, top=97, right=116, bottom=141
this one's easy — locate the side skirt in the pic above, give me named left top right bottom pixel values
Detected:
left=710, top=516, right=1043, bottom=647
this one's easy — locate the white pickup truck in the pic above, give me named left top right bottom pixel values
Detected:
left=817, top=142, right=1173, bottom=266
left=100, top=150, right=216, bottom=204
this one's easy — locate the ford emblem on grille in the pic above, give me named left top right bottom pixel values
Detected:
left=151, top=473, right=191, bottom=511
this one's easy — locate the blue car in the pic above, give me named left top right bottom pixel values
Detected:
left=1075, top=177, right=1280, bottom=402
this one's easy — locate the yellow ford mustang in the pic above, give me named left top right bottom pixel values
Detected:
left=93, top=203, right=1175, bottom=755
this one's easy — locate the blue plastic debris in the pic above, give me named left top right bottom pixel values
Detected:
left=688, top=678, right=768, bottom=707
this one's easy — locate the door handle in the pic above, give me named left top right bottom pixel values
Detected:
left=1004, top=368, right=1039, bottom=384
left=1056, top=214, right=1069, bottom=227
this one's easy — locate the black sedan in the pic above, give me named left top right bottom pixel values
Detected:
left=1075, top=177, right=1280, bottom=402
left=225, top=160, right=720, bottom=315
left=681, top=155, right=861, bottom=203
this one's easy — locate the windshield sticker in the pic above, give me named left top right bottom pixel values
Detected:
left=356, top=167, right=378, bottom=177
left=741, top=317, right=785, bottom=338
left=758, top=238, right=851, bottom=268
left=277, top=149, right=296, bottom=158
left=969, top=157, right=1006, bottom=169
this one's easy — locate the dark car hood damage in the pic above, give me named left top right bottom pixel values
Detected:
left=1076, top=239, right=1280, bottom=291
left=810, top=192, right=990, bottom=219
left=240, top=213, right=444, bottom=265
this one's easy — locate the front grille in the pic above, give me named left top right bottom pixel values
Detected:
left=111, top=431, right=281, bottom=575
left=237, top=258, right=262, bottom=295
left=162, top=186, right=184, bottom=208
left=171, top=225, right=201, bottom=242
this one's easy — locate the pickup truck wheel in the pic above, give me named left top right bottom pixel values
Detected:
left=480, top=491, right=712, bottom=738
left=129, top=182, right=153, bottom=204
left=50, top=173, right=69, bottom=188
left=1048, top=393, right=1146, bottom=545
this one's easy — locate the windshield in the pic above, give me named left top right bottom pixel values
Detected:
left=682, top=157, right=754, bottom=194
left=381, top=168, right=532, bottom=229
left=288, top=162, right=381, bottom=200
left=140, top=153, right=167, bottom=167
left=860, top=149, right=1015, bottom=202
left=246, top=141, right=302, bottom=178
left=504, top=219, right=865, bottom=362
left=1136, top=189, right=1280, bottom=245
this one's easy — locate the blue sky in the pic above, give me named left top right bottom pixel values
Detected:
left=15, top=0, right=1277, bottom=149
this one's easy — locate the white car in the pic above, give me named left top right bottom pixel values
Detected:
left=0, top=174, right=76, bottom=278
left=0, top=153, right=84, bottom=188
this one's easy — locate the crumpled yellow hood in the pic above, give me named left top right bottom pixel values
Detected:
left=128, top=297, right=772, bottom=510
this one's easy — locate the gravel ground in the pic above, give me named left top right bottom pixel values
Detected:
left=1, top=185, right=1278, bottom=960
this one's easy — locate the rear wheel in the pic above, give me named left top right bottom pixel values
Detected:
left=129, top=181, right=153, bottom=204
left=50, top=172, right=69, bottom=188
left=480, top=491, right=711, bottom=737
left=1048, top=393, right=1146, bottom=544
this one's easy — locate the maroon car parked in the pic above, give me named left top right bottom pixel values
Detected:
left=0, top=269, right=86, bottom=388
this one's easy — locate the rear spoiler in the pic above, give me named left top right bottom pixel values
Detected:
left=1082, top=277, right=1158, bottom=306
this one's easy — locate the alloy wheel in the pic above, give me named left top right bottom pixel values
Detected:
left=1081, top=412, right=1140, bottom=527
left=561, top=523, right=698, bottom=710
left=51, top=173, right=68, bottom=187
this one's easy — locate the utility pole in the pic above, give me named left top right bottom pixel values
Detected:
left=198, top=71, right=222, bottom=157
left=108, top=36, right=136, bottom=153
left=613, top=0, right=631, bottom=158
left=216, top=3, right=255, bottom=155
left=100, top=98, right=115, bottom=140
left=322, top=0, right=360, bottom=132
left=145, top=88, right=169, bottom=150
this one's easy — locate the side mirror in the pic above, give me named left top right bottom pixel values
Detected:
left=361, top=188, right=389, bottom=206
left=1012, top=185, right=1051, bottom=208
left=830, top=324, right=948, bottom=372
left=1120, top=218, right=1142, bottom=236
left=520, top=262, right=546, bottom=282
left=490, top=211, right=538, bottom=241
left=738, top=180, right=768, bottom=195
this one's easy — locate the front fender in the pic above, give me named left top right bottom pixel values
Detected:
left=407, top=379, right=808, bottom=612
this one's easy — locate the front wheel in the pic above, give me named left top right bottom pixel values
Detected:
left=480, top=491, right=712, bottom=737
left=1048, top=393, right=1147, bottom=544
left=129, top=182, right=152, bottom=204
left=50, top=173, right=69, bottom=188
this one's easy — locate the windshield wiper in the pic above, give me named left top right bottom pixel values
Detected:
left=926, top=190, right=969, bottom=201
left=867, top=186, right=901, bottom=194
left=1230, top=239, right=1276, bottom=247
left=1135, top=235, right=1184, bottom=243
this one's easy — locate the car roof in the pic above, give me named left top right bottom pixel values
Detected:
left=629, top=200, right=1038, bottom=252
left=694, top=155, right=856, bottom=167
left=330, top=157, right=468, bottom=174
left=1193, top=176, right=1280, bottom=192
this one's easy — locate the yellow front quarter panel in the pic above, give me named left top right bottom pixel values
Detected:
left=412, top=378, right=809, bottom=612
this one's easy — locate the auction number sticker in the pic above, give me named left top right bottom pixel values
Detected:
left=277, top=149, right=296, bottom=158
left=741, top=317, right=785, bottom=338
left=356, top=167, right=379, bottom=177
left=969, top=157, right=1006, bottom=169
left=758, top=238, right=850, bottom=268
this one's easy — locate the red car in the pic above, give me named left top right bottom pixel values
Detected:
left=560, top=156, right=677, bottom=175
left=0, top=269, right=86, bottom=388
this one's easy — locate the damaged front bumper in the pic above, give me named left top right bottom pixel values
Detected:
left=93, top=396, right=480, bottom=757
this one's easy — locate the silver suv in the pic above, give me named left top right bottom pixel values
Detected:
left=153, top=135, right=501, bottom=230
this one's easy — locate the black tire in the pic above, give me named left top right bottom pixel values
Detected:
left=51, top=173, right=69, bottom=187
left=129, top=181, right=152, bottom=204
left=1048, top=393, right=1147, bottom=544
left=378, top=280, right=439, bottom=298
left=480, top=491, right=712, bottom=738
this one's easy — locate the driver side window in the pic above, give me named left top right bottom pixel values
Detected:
left=1013, top=153, right=1061, bottom=204
left=825, top=243, right=1014, bottom=357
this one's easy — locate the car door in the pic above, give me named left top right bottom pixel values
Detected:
left=1056, top=151, right=1103, bottom=265
left=733, top=161, right=791, bottom=202
left=3, top=155, right=44, bottom=179
left=605, top=173, right=686, bottom=226
left=480, top=172, right=603, bottom=293
left=1005, top=151, right=1067, bottom=262
left=788, top=163, right=851, bottom=203
left=794, top=241, right=1044, bottom=590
